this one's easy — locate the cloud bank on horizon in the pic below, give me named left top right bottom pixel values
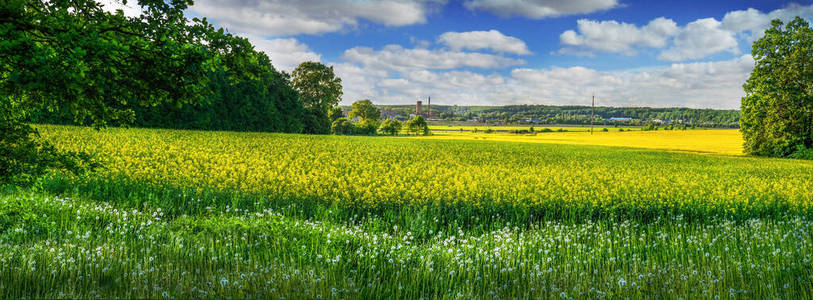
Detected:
left=99, top=0, right=813, bottom=109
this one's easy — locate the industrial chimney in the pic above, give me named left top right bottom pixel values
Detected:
left=427, top=96, right=431, bottom=117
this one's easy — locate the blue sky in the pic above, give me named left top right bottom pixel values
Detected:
left=103, top=0, right=813, bottom=109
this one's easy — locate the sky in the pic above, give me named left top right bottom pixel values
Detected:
left=100, top=0, right=813, bottom=109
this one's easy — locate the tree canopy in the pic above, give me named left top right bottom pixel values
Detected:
left=349, top=99, right=380, bottom=121
left=741, top=17, right=813, bottom=158
left=291, top=61, right=343, bottom=134
left=405, top=115, right=429, bottom=136
left=378, top=119, right=402, bottom=135
left=1, top=0, right=214, bottom=127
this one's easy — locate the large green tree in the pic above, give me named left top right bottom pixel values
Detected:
left=0, top=0, right=215, bottom=184
left=349, top=99, right=380, bottom=121
left=741, top=17, right=813, bottom=158
left=291, top=61, right=342, bottom=134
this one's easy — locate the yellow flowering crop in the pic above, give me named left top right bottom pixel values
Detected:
left=37, top=125, right=812, bottom=215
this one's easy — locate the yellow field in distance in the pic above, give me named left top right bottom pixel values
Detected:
left=419, top=129, right=743, bottom=156
left=429, top=125, right=596, bottom=131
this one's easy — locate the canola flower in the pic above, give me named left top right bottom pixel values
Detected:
left=425, top=127, right=744, bottom=156
left=36, top=125, right=812, bottom=218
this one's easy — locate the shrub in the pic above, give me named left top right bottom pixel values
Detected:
left=352, top=119, right=379, bottom=135
left=378, top=119, right=402, bottom=136
left=330, top=118, right=352, bottom=135
left=788, top=146, right=813, bottom=160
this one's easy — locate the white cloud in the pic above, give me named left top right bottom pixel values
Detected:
left=721, top=4, right=813, bottom=41
left=464, top=0, right=617, bottom=18
left=341, top=45, right=525, bottom=72
left=335, top=53, right=754, bottom=109
left=558, top=4, right=813, bottom=61
left=188, top=0, right=443, bottom=36
left=505, top=54, right=754, bottom=108
left=438, top=30, right=531, bottom=55
left=658, top=18, right=739, bottom=61
left=241, top=35, right=322, bottom=72
left=560, top=17, right=679, bottom=55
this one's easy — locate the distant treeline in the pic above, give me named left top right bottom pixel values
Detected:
left=376, top=104, right=741, bottom=128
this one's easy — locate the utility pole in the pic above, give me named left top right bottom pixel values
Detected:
left=591, top=92, right=595, bottom=135
left=428, top=96, right=431, bottom=117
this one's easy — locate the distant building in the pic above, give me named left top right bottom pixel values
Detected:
left=380, top=109, right=400, bottom=120
left=415, top=98, right=432, bottom=117
left=608, top=117, right=633, bottom=122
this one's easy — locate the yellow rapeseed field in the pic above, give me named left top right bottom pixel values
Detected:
left=424, top=129, right=743, bottom=156
left=36, top=125, right=811, bottom=216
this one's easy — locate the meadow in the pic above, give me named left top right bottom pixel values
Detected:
left=1, top=125, right=812, bottom=298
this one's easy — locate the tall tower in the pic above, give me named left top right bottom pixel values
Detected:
left=427, top=96, right=431, bottom=117
left=416, top=101, right=423, bottom=115
left=590, top=93, right=595, bottom=135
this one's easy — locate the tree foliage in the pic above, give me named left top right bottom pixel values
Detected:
left=378, top=119, right=402, bottom=135
left=352, top=119, right=379, bottom=135
left=291, top=62, right=343, bottom=134
left=129, top=29, right=305, bottom=132
left=331, top=117, right=352, bottom=135
left=1, top=0, right=214, bottom=127
left=405, top=116, right=429, bottom=136
left=328, top=106, right=344, bottom=122
left=741, top=17, right=813, bottom=157
left=349, top=99, right=380, bottom=121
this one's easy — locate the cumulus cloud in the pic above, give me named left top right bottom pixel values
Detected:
left=187, top=0, right=443, bottom=36
left=560, top=17, right=679, bottom=55
left=658, top=18, right=739, bottom=61
left=558, top=4, right=813, bottom=61
left=241, top=35, right=322, bottom=72
left=464, top=0, right=618, bottom=18
left=438, top=30, right=531, bottom=55
left=505, top=55, right=754, bottom=108
left=721, top=4, right=813, bottom=41
left=335, top=50, right=755, bottom=109
left=341, top=45, right=525, bottom=72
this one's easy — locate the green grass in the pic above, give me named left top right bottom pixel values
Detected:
left=2, top=125, right=813, bottom=298
left=2, top=190, right=812, bottom=299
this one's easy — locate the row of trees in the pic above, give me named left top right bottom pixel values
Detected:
left=374, top=104, right=742, bottom=127
left=0, top=0, right=344, bottom=184
left=332, top=100, right=429, bottom=135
